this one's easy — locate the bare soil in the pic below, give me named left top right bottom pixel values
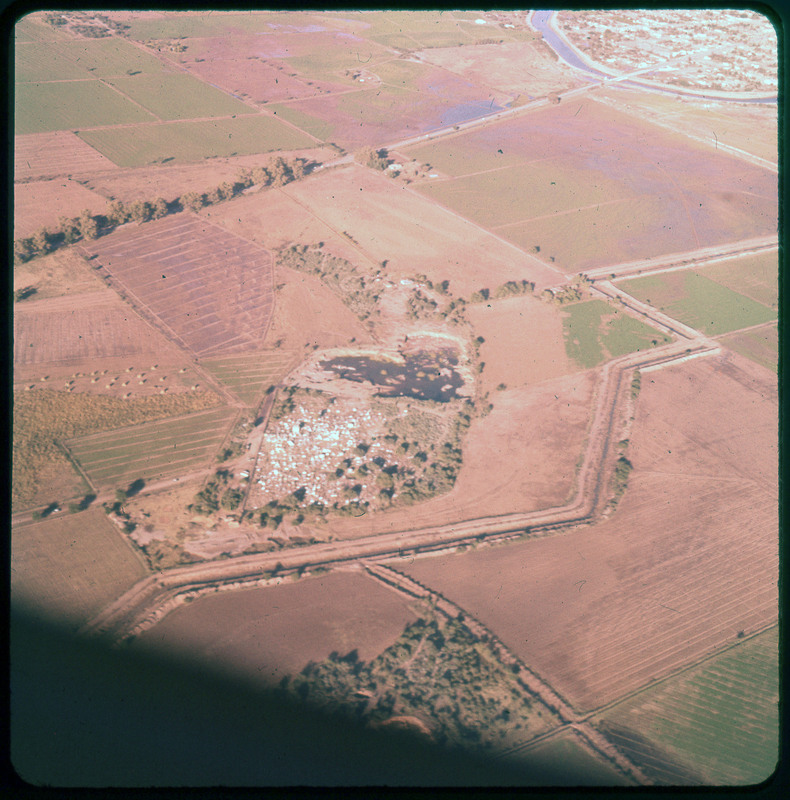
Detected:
left=466, top=294, right=573, bottom=393
left=402, top=352, right=778, bottom=711
left=133, top=568, right=420, bottom=685
left=14, top=179, right=111, bottom=239
left=15, top=130, right=119, bottom=181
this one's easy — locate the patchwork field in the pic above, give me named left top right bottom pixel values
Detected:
left=14, top=179, right=110, bottom=239
left=596, top=626, right=779, bottom=785
left=617, top=271, right=776, bottom=336
left=403, top=353, right=778, bottom=711
left=11, top=509, right=148, bottom=629
left=269, top=62, right=511, bottom=151
left=134, top=569, right=420, bottom=686
left=278, top=164, right=563, bottom=294
left=79, top=215, right=275, bottom=357
left=15, top=80, right=156, bottom=135
left=105, top=73, right=255, bottom=121
left=696, top=250, right=778, bottom=310
left=201, top=350, right=300, bottom=406
left=561, top=300, right=672, bottom=369
left=403, top=98, right=778, bottom=269
left=718, top=323, right=777, bottom=373
left=67, top=404, right=238, bottom=489
left=14, top=131, right=119, bottom=180
left=77, top=115, right=318, bottom=168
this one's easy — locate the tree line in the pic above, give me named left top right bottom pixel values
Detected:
left=14, top=156, right=315, bottom=265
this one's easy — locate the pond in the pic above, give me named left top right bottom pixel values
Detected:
left=320, top=350, right=465, bottom=402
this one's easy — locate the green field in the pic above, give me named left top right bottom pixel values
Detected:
left=60, top=37, right=167, bottom=77
left=562, top=299, right=671, bottom=368
left=268, top=105, right=336, bottom=142
left=15, top=42, right=92, bottom=82
left=417, top=161, right=631, bottom=228
left=698, top=252, right=778, bottom=310
left=106, top=73, right=255, bottom=121
left=596, top=627, right=779, bottom=785
left=11, top=509, right=148, bottom=629
left=201, top=350, right=297, bottom=407
left=15, top=80, right=156, bottom=135
left=77, top=115, right=318, bottom=167
left=618, top=271, right=776, bottom=336
left=719, top=323, right=778, bottom=373
left=516, top=731, right=632, bottom=786
left=68, top=405, right=238, bottom=488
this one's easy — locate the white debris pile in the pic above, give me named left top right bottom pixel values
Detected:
left=252, top=398, right=399, bottom=508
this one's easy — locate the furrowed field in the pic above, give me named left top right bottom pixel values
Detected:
left=67, top=404, right=238, bottom=489
left=14, top=131, right=119, bottom=179
left=201, top=350, right=299, bottom=407
left=11, top=509, right=148, bottom=629
left=403, top=354, right=778, bottom=712
left=617, top=270, right=776, bottom=336
left=561, top=299, right=672, bottom=369
left=13, top=389, right=220, bottom=510
left=595, top=626, right=779, bottom=785
left=80, top=215, right=275, bottom=356
left=77, top=115, right=317, bottom=168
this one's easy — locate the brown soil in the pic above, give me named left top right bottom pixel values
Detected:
left=321, top=369, right=597, bottom=539
left=14, top=179, right=111, bottom=239
left=281, top=164, right=564, bottom=294
left=13, top=248, right=107, bottom=300
left=402, top=352, right=778, bottom=711
left=263, top=264, right=375, bottom=352
left=133, top=568, right=420, bottom=685
left=15, top=131, right=119, bottom=181
left=466, top=294, right=573, bottom=393
left=415, top=40, right=582, bottom=98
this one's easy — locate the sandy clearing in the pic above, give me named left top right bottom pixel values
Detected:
left=465, top=294, right=573, bottom=392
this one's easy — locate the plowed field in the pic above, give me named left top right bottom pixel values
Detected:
left=402, top=353, right=778, bottom=711
left=79, top=215, right=274, bottom=357
left=15, top=131, right=119, bottom=180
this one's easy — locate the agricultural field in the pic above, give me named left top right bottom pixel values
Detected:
left=561, top=299, right=672, bottom=369
left=14, top=131, right=119, bottom=180
left=77, top=115, right=318, bottom=168
left=696, top=250, right=778, bottom=310
left=104, top=73, right=255, bottom=121
left=403, top=354, right=778, bottom=711
left=413, top=39, right=582, bottom=99
left=134, top=570, right=420, bottom=686
left=11, top=509, right=148, bottom=630
left=14, top=179, right=110, bottom=239
left=617, top=271, right=776, bottom=336
left=67, top=404, right=237, bottom=490
left=595, top=626, right=779, bottom=785
left=514, top=730, right=632, bottom=786
left=79, top=215, right=275, bottom=357
left=404, top=98, right=778, bottom=270
left=201, top=350, right=300, bottom=406
left=15, top=80, right=156, bottom=135
left=12, top=248, right=107, bottom=301
left=718, top=324, right=777, bottom=373
left=57, top=36, right=167, bottom=77
left=279, top=164, right=563, bottom=295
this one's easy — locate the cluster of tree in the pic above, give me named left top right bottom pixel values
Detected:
left=189, top=469, right=232, bottom=516
left=13, top=286, right=37, bottom=302
left=355, top=146, right=390, bottom=171
left=280, top=613, right=540, bottom=752
left=630, top=369, right=641, bottom=400
left=541, top=280, right=587, bottom=305
left=610, top=455, right=633, bottom=506
left=14, top=157, right=315, bottom=265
